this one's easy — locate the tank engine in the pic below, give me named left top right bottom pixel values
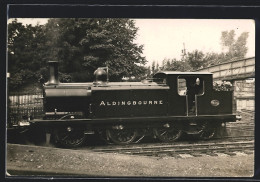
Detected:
left=28, top=61, right=236, bottom=147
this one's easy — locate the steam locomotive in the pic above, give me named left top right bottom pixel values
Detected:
left=19, top=61, right=237, bottom=147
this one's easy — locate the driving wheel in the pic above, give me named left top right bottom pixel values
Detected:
left=106, top=127, right=138, bottom=145
left=54, top=127, right=86, bottom=148
left=154, top=123, right=182, bottom=142
left=198, top=122, right=216, bottom=140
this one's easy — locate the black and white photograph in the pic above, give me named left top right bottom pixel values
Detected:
left=6, top=17, right=255, bottom=177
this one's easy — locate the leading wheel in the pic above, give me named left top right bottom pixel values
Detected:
left=154, top=123, right=182, bottom=142
left=106, top=127, right=138, bottom=145
left=54, top=127, right=86, bottom=148
left=198, top=122, right=216, bottom=140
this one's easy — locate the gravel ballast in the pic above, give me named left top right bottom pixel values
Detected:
left=6, top=143, right=254, bottom=177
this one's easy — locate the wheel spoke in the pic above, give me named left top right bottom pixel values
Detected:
left=154, top=123, right=182, bottom=142
left=107, top=127, right=137, bottom=144
left=160, top=131, right=167, bottom=136
left=199, top=122, right=216, bottom=140
left=55, top=128, right=86, bottom=148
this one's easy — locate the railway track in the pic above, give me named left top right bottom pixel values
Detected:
left=7, top=129, right=254, bottom=159
left=90, top=139, right=254, bottom=158
left=225, top=110, right=254, bottom=135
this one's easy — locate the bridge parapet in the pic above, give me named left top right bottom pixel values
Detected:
left=197, top=57, right=255, bottom=81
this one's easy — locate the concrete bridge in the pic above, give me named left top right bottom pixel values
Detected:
left=197, top=57, right=255, bottom=111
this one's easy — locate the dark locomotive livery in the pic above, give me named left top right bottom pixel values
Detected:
left=25, top=61, right=236, bottom=147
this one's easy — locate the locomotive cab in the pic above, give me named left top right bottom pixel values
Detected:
left=153, top=71, right=234, bottom=117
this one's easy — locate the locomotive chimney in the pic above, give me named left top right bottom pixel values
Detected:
left=46, top=61, right=59, bottom=85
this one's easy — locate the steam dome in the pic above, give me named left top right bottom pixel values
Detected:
left=94, top=68, right=107, bottom=83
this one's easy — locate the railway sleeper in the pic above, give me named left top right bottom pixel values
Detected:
left=223, top=151, right=237, bottom=156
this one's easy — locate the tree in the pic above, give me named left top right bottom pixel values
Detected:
left=8, top=18, right=147, bottom=91
left=153, top=29, right=250, bottom=72
left=185, top=50, right=208, bottom=70
left=171, top=59, right=191, bottom=71
left=146, top=66, right=151, bottom=77
left=220, top=30, right=249, bottom=61
left=8, top=19, right=48, bottom=90
left=198, top=30, right=250, bottom=67
left=233, top=32, right=249, bottom=58
left=221, top=30, right=236, bottom=50
left=45, top=18, right=147, bottom=82
left=158, top=58, right=192, bottom=72
left=151, top=61, right=156, bottom=75
left=159, top=50, right=210, bottom=71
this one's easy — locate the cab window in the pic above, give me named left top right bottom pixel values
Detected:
left=178, top=78, right=187, bottom=95
left=178, top=77, right=204, bottom=96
